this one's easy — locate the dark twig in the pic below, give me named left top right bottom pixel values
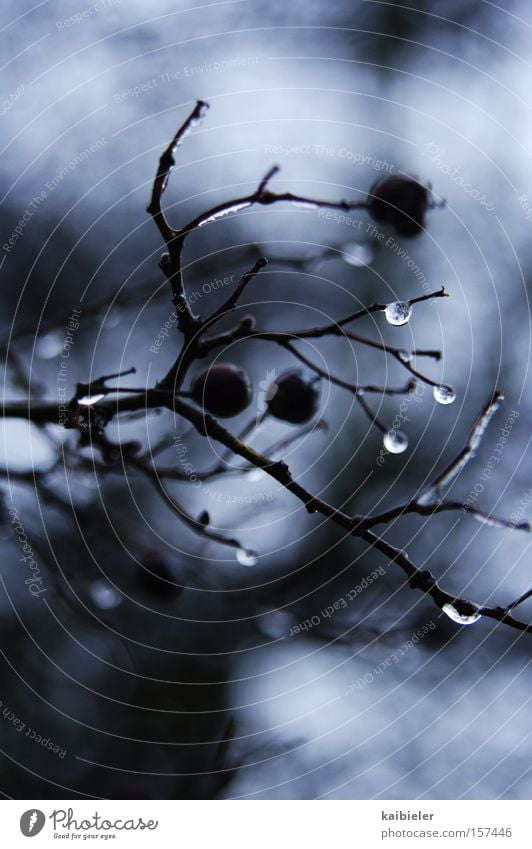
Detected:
left=2, top=103, right=530, bottom=639
left=207, top=257, right=268, bottom=324
left=146, top=99, right=209, bottom=246
left=282, top=340, right=416, bottom=397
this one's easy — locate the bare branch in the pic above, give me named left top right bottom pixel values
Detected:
left=146, top=99, right=209, bottom=246
left=207, top=257, right=268, bottom=325
left=430, top=391, right=504, bottom=493
left=282, top=340, right=416, bottom=397
left=4, top=382, right=532, bottom=634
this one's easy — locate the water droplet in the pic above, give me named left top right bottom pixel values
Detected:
left=78, top=393, right=106, bottom=406
left=102, top=310, right=123, bottom=329
left=258, top=610, right=295, bottom=639
left=383, top=429, right=408, bottom=454
left=89, top=580, right=122, bottom=610
left=246, top=468, right=265, bottom=482
left=198, top=202, right=252, bottom=227
left=236, top=548, right=258, bottom=567
left=442, top=602, right=481, bottom=625
left=384, top=301, right=412, bottom=326
left=36, top=331, right=64, bottom=359
left=433, top=385, right=456, bottom=405
left=398, top=350, right=413, bottom=363
left=342, top=242, right=375, bottom=267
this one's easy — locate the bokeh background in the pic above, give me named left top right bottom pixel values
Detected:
left=1, top=0, right=532, bottom=799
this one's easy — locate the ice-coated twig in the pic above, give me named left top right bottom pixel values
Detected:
left=429, top=391, right=504, bottom=494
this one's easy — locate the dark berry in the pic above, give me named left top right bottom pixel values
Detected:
left=267, top=369, right=320, bottom=424
left=138, top=552, right=183, bottom=599
left=190, top=363, right=252, bottom=418
left=367, top=175, right=430, bottom=237
left=239, top=314, right=256, bottom=332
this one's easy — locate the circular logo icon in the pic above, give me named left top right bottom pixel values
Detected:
left=20, top=810, right=46, bottom=837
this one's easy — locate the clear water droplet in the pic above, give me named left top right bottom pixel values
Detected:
left=442, top=602, right=481, bottom=625
left=342, top=242, right=375, bottom=267
left=36, top=331, right=64, bottom=359
left=258, top=610, right=295, bottom=639
left=433, top=385, right=456, bottom=405
left=236, top=548, right=258, bottom=567
left=102, top=310, right=123, bottom=329
left=398, top=350, right=413, bottom=363
left=384, top=301, right=412, bottom=326
left=246, top=468, right=265, bottom=483
left=89, top=580, right=122, bottom=610
left=383, top=429, right=408, bottom=454
left=78, top=393, right=106, bottom=406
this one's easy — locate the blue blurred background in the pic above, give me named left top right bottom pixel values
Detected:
left=1, top=0, right=532, bottom=799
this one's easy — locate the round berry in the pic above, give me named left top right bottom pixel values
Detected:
left=267, top=369, right=320, bottom=424
left=138, top=552, right=183, bottom=598
left=190, top=363, right=252, bottom=418
left=367, top=175, right=430, bottom=237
